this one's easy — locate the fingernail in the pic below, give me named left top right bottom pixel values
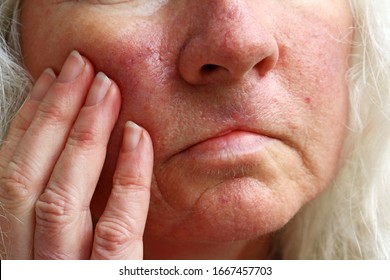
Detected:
left=30, top=68, right=56, bottom=101
left=85, top=72, right=112, bottom=106
left=123, top=121, right=143, bottom=152
left=57, top=50, right=85, bottom=83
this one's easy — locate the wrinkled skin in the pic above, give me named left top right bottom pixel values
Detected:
left=1, top=0, right=352, bottom=259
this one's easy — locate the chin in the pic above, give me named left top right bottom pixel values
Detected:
left=145, top=176, right=304, bottom=243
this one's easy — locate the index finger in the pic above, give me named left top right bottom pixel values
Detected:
left=91, top=122, right=154, bottom=260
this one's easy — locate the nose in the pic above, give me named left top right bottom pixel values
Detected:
left=178, top=0, right=279, bottom=85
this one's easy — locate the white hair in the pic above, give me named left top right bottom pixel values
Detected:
left=281, top=0, right=390, bottom=259
left=0, top=0, right=389, bottom=259
left=0, top=0, right=30, bottom=143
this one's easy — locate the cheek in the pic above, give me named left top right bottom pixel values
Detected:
left=74, top=23, right=186, bottom=166
left=83, top=33, right=177, bottom=132
left=21, top=4, right=185, bottom=166
left=277, top=13, right=351, bottom=117
left=35, top=17, right=174, bottom=123
left=270, top=13, right=351, bottom=193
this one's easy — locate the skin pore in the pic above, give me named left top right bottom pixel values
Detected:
left=19, top=0, right=352, bottom=259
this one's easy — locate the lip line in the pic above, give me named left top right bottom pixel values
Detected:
left=182, top=128, right=267, bottom=153
left=161, top=125, right=277, bottom=166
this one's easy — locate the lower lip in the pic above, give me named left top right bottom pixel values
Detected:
left=183, top=131, right=271, bottom=167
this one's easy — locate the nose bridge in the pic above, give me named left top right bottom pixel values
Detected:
left=214, top=3, right=271, bottom=71
left=210, top=1, right=250, bottom=53
left=178, top=0, right=279, bottom=84
left=208, top=0, right=246, bottom=28
left=206, top=0, right=260, bottom=53
left=212, top=0, right=252, bottom=34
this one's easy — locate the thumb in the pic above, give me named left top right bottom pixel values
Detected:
left=91, top=121, right=153, bottom=260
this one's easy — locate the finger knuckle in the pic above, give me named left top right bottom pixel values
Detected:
left=67, top=126, right=100, bottom=149
left=36, top=98, right=71, bottom=126
left=11, top=112, right=32, bottom=133
left=0, top=163, right=32, bottom=207
left=34, top=248, right=74, bottom=260
left=94, top=218, right=141, bottom=253
left=113, top=172, right=150, bottom=193
left=35, top=189, right=74, bottom=227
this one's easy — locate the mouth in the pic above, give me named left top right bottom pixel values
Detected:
left=181, top=130, right=272, bottom=170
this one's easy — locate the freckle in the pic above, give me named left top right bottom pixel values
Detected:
left=304, top=97, right=311, bottom=104
left=143, top=103, right=151, bottom=112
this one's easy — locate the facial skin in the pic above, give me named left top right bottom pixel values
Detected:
left=20, top=0, right=352, bottom=259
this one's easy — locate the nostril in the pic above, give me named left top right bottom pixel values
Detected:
left=201, top=64, right=218, bottom=73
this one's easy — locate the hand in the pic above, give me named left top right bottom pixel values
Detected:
left=0, top=51, right=153, bottom=259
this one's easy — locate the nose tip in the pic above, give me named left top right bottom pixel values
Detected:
left=178, top=3, right=279, bottom=85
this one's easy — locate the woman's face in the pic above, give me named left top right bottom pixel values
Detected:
left=20, top=0, right=352, bottom=243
